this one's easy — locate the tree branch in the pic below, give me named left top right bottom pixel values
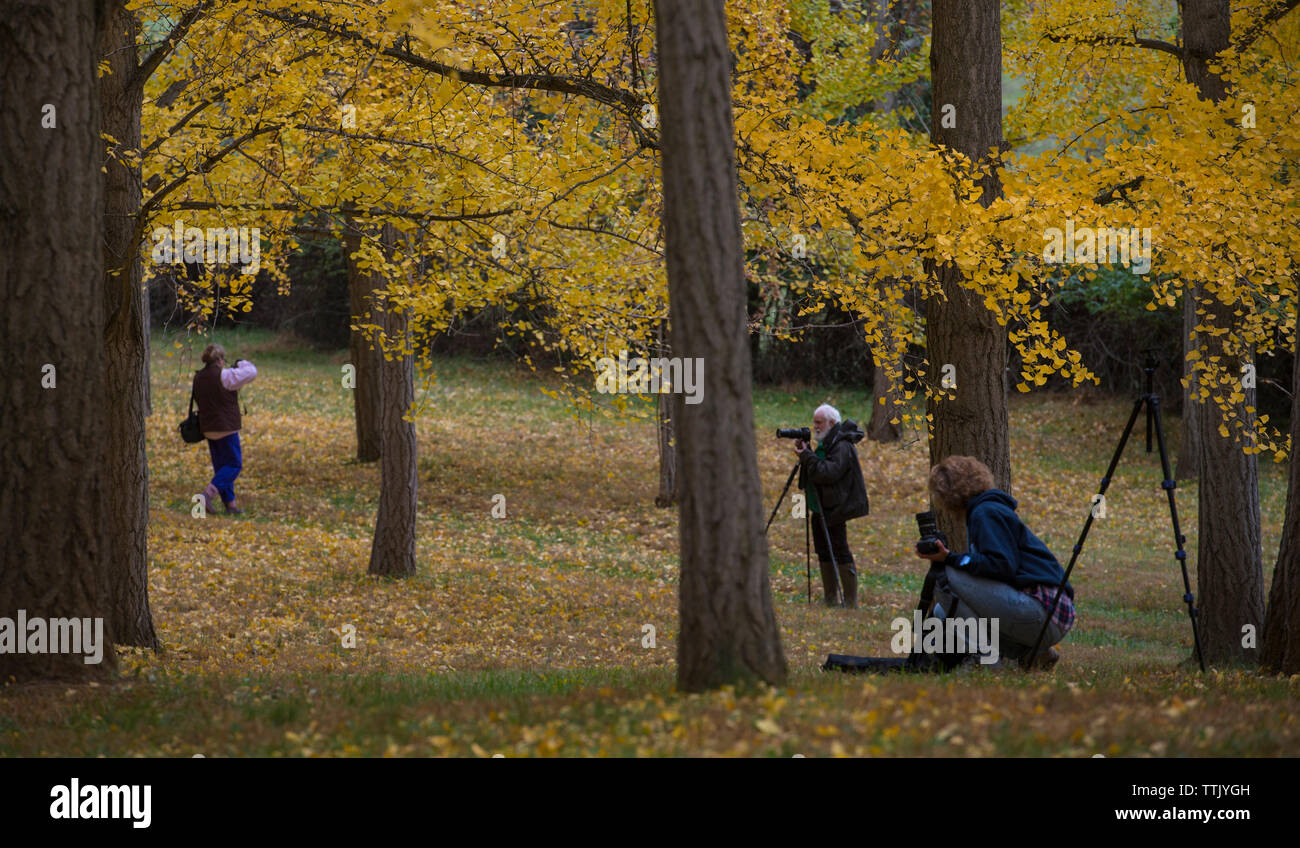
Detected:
left=545, top=218, right=662, bottom=256
left=143, top=50, right=322, bottom=158
left=1235, top=0, right=1300, bottom=51
left=1041, top=29, right=1182, bottom=59
left=140, top=124, right=282, bottom=222
left=112, top=122, right=282, bottom=316
left=257, top=8, right=659, bottom=149
left=1094, top=175, right=1145, bottom=206
left=132, top=0, right=213, bottom=91
left=293, top=124, right=531, bottom=188
left=168, top=200, right=514, bottom=222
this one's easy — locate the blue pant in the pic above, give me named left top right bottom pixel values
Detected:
left=207, top=432, right=243, bottom=504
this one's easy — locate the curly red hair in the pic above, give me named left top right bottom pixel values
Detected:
left=928, top=456, right=995, bottom=512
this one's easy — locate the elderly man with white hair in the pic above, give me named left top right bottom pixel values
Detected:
left=793, top=403, right=870, bottom=607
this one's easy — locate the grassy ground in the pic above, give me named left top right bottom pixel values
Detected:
left=2, top=327, right=1296, bottom=757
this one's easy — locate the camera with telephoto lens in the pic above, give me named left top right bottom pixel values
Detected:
left=776, top=427, right=812, bottom=441
left=915, top=510, right=947, bottom=555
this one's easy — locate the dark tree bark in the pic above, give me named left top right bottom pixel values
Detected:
left=867, top=355, right=902, bottom=442
left=655, top=388, right=677, bottom=507
left=1, top=0, right=120, bottom=682
left=655, top=0, right=786, bottom=692
left=99, top=2, right=159, bottom=649
left=867, top=352, right=903, bottom=443
left=1175, top=290, right=1201, bottom=480
left=1181, top=0, right=1263, bottom=665
left=345, top=214, right=383, bottom=463
left=1179, top=5, right=1230, bottom=487
left=924, top=0, right=1011, bottom=551
left=1181, top=0, right=1231, bottom=100
left=367, top=224, right=417, bottom=577
left=1261, top=285, right=1300, bottom=674
left=654, top=322, right=677, bottom=507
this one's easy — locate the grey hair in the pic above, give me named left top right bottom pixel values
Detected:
left=814, top=403, right=841, bottom=424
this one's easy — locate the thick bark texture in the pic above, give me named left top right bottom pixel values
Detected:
left=867, top=353, right=902, bottom=443
left=1176, top=291, right=1201, bottom=480
left=100, top=3, right=158, bottom=649
left=655, top=323, right=677, bottom=507
left=655, top=388, right=677, bottom=507
left=367, top=225, right=417, bottom=577
left=656, top=0, right=786, bottom=691
left=1181, top=0, right=1264, bottom=665
left=1, top=0, right=120, bottom=681
left=1261, top=289, right=1300, bottom=674
left=925, top=0, right=1011, bottom=551
left=345, top=215, right=383, bottom=463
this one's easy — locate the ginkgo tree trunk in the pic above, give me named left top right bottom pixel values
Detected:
left=99, top=0, right=160, bottom=650
left=97, top=0, right=208, bottom=650
left=1, top=0, right=119, bottom=682
left=1176, top=290, right=1201, bottom=481
left=1181, top=0, right=1264, bottom=666
left=655, top=0, right=786, bottom=692
left=345, top=214, right=384, bottom=463
left=1261, top=275, right=1300, bottom=674
left=925, top=0, right=1011, bottom=550
left=654, top=322, right=677, bottom=507
left=368, top=224, right=418, bottom=578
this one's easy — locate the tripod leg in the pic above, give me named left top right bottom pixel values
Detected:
left=1029, top=396, right=1144, bottom=661
left=1150, top=396, right=1206, bottom=672
left=765, top=461, right=801, bottom=535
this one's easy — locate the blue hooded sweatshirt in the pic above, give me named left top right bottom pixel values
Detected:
left=950, top=489, right=1074, bottom=599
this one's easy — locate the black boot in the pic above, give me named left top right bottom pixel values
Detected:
left=1020, top=646, right=1060, bottom=671
left=818, top=560, right=840, bottom=606
left=838, top=562, right=858, bottom=609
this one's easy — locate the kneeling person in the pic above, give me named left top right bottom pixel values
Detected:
left=916, top=456, right=1075, bottom=669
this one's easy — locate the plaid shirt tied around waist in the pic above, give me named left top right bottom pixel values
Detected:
left=1024, top=584, right=1076, bottom=631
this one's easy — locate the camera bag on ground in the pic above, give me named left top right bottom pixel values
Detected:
left=822, top=564, right=972, bottom=674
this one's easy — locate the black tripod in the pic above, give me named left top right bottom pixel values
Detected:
left=1028, top=350, right=1206, bottom=672
left=765, top=460, right=845, bottom=605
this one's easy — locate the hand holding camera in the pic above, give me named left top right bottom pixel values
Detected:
left=915, top=510, right=951, bottom=561
left=917, top=540, right=950, bottom=561
left=777, top=426, right=812, bottom=456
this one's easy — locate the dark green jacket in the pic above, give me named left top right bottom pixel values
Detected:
left=798, top=419, right=870, bottom=524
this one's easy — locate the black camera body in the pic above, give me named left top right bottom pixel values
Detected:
left=776, top=427, right=812, bottom=441
left=915, top=510, right=946, bottom=555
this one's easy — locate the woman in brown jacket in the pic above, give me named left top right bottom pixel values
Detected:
left=193, top=343, right=257, bottom=514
